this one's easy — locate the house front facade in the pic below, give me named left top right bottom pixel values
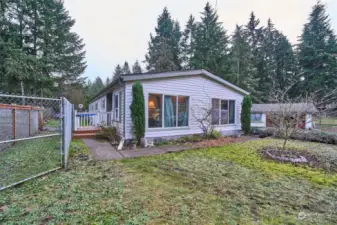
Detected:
left=89, top=70, right=249, bottom=141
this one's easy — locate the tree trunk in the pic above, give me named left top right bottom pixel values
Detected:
left=283, top=127, right=289, bottom=150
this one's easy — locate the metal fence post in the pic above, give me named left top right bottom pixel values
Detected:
left=12, top=109, right=16, bottom=142
left=63, top=98, right=67, bottom=169
left=28, top=110, right=31, bottom=136
left=59, top=97, right=64, bottom=167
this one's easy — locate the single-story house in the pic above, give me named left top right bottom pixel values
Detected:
left=251, top=103, right=319, bottom=129
left=88, top=69, right=249, bottom=141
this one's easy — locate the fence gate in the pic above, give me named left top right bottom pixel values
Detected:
left=0, top=94, right=73, bottom=191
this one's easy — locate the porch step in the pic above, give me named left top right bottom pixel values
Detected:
left=73, top=128, right=102, bottom=139
left=73, top=128, right=101, bottom=134
left=73, top=129, right=101, bottom=134
left=73, top=133, right=98, bottom=139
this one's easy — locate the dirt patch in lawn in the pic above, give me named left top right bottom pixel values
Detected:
left=261, top=147, right=337, bottom=172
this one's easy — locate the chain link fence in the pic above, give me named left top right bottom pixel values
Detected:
left=0, top=94, right=73, bottom=190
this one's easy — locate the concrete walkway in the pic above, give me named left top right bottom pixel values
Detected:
left=82, top=139, right=124, bottom=160
left=82, top=138, right=194, bottom=160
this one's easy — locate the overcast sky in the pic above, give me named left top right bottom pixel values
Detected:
left=63, top=0, right=337, bottom=82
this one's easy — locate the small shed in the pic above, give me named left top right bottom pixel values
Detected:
left=251, top=103, right=319, bottom=129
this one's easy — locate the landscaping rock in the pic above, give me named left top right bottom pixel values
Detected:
left=261, top=147, right=337, bottom=172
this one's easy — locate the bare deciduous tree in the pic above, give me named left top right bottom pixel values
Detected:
left=191, top=103, right=215, bottom=137
left=268, top=85, right=320, bottom=150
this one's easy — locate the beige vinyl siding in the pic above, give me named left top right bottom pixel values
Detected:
left=124, top=75, right=244, bottom=139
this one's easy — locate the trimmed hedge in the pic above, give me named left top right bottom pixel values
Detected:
left=130, top=82, right=145, bottom=146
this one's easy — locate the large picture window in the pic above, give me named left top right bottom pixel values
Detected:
left=148, top=94, right=189, bottom=128
left=212, top=99, right=235, bottom=125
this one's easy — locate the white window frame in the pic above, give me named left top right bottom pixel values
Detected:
left=113, top=93, right=120, bottom=121
left=212, top=98, right=236, bottom=125
left=101, top=98, right=106, bottom=111
left=251, top=113, right=263, bottom=122
left=147, top=93, right=189, bottom=129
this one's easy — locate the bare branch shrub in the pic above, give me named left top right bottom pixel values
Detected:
left=268, top=86, right=319, bottom=149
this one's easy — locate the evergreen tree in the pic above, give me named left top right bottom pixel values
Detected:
left=273, top=31, right=297, bottom=91
left=130, top=82, right=145, bottom=146
left=87, top=76, right=104, bottom=97
left=245, top=12, right=262, bottom=53
left=132, top=60, right=143, bottom=74
left=241, top=95, right=252, bottom=134
left=191, top=2, right=229, bottom=76
left=244, top=12, right=266, bottom=102
left=0, top=0, right=86, bottom=96
left=228, top=25, right=259, bottom=98
left=105, top=77, right=110, bottom=86
left=181, top=15, right=197, bottom=69
left=43, top=0, right=87, bottom=94
left=122, top=61, right=131, bottom=74
left=145, top=7, right=182, bottom=72
left=297, top=1, right=337, bottom=104
left=113, top=64, right=123, bottom=80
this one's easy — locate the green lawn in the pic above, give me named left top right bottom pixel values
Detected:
left=46, top=119, right=60, bottom=128
left=0, top=136, right=60, bottom=188
left=0, top=139, right=336, bottom=224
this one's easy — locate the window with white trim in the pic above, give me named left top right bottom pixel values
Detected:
left=95, top=102, right=98, bottom=111
left=251, top=113, right=263, bottom=122
left=101, top=99, right=105, bottom=110
left=212, top=99, right=235, bottom=125
left=113, top=93, right=120, bottom=121
left=148, top=94, right=189, bottom=128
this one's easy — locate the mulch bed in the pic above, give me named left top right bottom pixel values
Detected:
left=261, top=147, right=337, bottom=172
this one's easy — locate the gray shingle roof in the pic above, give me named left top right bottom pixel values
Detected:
left=252, top=103, right=318, bottom=113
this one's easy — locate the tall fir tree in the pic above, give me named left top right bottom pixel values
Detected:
left=191, top=2, right=229, bottom=76
left=113, top=64, right=123, bottom=80
left=0, top=0, right=86, bottom=96
left=145, top=7, right=182, bottom=72
left=273, top=31, right=297, bottom=92
left=297, top=1, right=337, bottom=104
left=87, top=76, right=104, bottom=97
left=132, top=60, right=143, bottom=74
left=181, top=15, right=197, bottom=69
left=122, top=61, right=131, bottom=74
left=228, top=25, right=259, bottom=98
left=105, top=77, right=110, bottom=86
left=244, top=12, right=266, bottom=102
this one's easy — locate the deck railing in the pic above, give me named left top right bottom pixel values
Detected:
left=74, top=111, right=113, bottom=130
